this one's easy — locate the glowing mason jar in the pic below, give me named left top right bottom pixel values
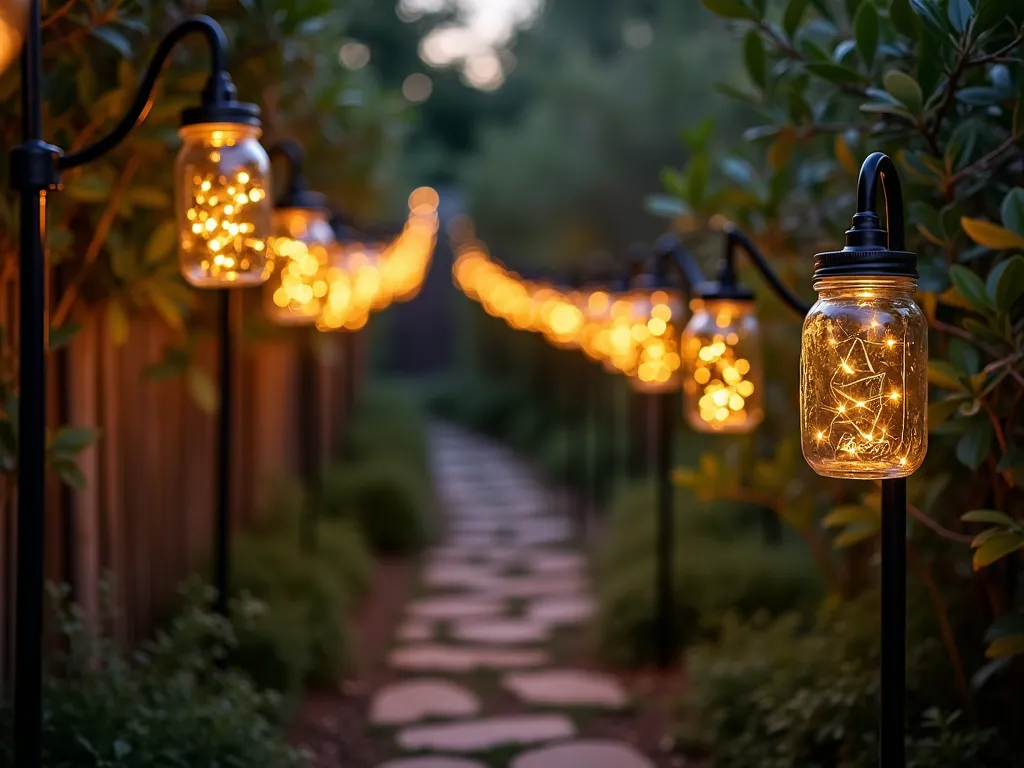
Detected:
left=264, top=207, right=338, bottom=325
left=682, top=297, right=763, bottom=433
left=800, top=276, right=927, bottom=478
left=627, top=289, right=683, bottom=393
left=176, top=122, right=272, bottom=287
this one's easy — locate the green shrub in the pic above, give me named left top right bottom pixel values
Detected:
left=594, top=482, right=821, bottom=665
left=683, top=597, right=1009, bottom=768
left=229, top=597, right=310, bottom=709
left=346, top=382, right=430, bottom=475
left=232, top=535, right=354, bottom=687
left=0, top=585, right=307, bottom=768
left=326, top=458, right=432, bottom=554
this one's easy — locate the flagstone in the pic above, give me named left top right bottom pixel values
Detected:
left=369, top=679, right=480, bottom=726
left=377, top=759, right=486, bottom=768
left=511, top=741, right=656, bottom=768
left=528, top=595, right=596, bottom=626
left=407, top=596, right=506, bottom=621
left=389, top=644, right=549, bottom=672
left=396, top=714, right=575, bottom=753
left=452, top=618, right=551, bottom=645
left=502, top=670, right=628, bottom=709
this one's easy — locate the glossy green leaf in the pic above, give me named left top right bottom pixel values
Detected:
left=973, top=531, right=1024, bottom=569
left=986, top=254, right=1024, bottom=311
left=701, top=0, right=761, bottom=20
left=962, top=217, right=1024, bottom=250
left=987, top=635, right=1024, bottom=658
left=1001, top=187, right=1024, bottom=236
left=187, top=368, right=219, bottom=414
left=955, top=86, right=1004, bottom=106
left=910, top=201, right=946, bottom=245
left=948, top=337, right=982, bottom=375
left=949, top=264, right=992, bottom=310
left=833, top=524, right=880, bottom=548
left=947, top=0, right=974, bottom=31
left=884, top=69, right=924, bottom=112
left=956, top=417, right=993, bottom=470
left=50, top=426, right=100, bottom=456
left=986, top=612, right=1024, bottom=641
left=783, top=0, right=811, bottom=37
left=89, top=26, right=133, bottom=58
left=822, top=504, right=879, bottom=529
left=48, top=322, right=81, bottom=351
left=962, top=509, right=1017, bottom=526
left=806, top=62, right=864, bottom=85
left=928, top=395, right=966, bottom=429
left=743, top=30, right=767, bottom=88
left=645, top=194, right=688, bottom=220
left=854, top=3, right=880, bottom=66
left=107, top=299, right=130, bottom=346
left=51, top=457, right=87, bottom=491
left=908, top=0, right=948, bottom=36
left=945, top=119, right=979, bottom=171
left=927, top=359, right=967, bottom=389
left=64, top=173, right=112, bottom=203
left=890, top=0, right=920, bottom=39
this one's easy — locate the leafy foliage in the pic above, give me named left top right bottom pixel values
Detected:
left=652, top=0, right=1024, bottom=684
left=0, top=583, right=308, bottom=768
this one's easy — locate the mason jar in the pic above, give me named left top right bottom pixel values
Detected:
left=800, top=275, right=927, bottom=478
left=682, top=297, right=764, bottom=433
left=176, top=122, right=272, bottom=287
left=264, top=207, right=339, bottom=325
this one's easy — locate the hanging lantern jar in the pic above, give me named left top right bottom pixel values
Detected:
left=625, top=277, right=684, bottom=393
left=682, top=242, right=764, bottom=433
left=176, top=111, right=272, bottom=287
left=800, top=153, right=927, bottom=479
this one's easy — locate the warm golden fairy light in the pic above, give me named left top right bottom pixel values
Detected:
left=264, top=207, right=338, bottom=325
left=626, top=291, right=683, bottom=393
left=682, top=298, right=763, bottom=433
left=800, top=276, right=927, bottom=479
left=176, top=123, right=272, bottom=287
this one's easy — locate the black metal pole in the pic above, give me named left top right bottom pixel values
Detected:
left=299, top=334, right=319, bottom=552
left=654, top=391, right=675, bottom=668
left=880, top=477, right=906, bottom=767
left=213, top=289, right=233, bottom=617
left=13, top=0, right=50, bottom=762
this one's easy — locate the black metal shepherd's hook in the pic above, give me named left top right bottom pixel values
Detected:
left=10, top=5, right=256, bottom=764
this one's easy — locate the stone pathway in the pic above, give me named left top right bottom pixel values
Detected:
left=368, top=424, right=654, bottom=768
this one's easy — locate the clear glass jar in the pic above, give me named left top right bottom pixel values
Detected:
left=800, top=276, right=927, bottom=479
left=176, top=122, right=272, bottom=287
left=682, top=298, right=764, bottom=433
left=627, top=290, right=683, bottom=393
left=263, top=208, right=338, bottom=325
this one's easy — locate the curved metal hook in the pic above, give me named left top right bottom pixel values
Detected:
left=58, top=16, right=229, bottom=170
left=723, top=223, right=811, bottom=317
left=855, top=151, right=906, bottom=251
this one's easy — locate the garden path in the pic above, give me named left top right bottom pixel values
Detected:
left=368, top=424, right=656, bottom=768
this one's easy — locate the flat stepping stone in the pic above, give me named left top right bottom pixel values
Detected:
left=485, top=575, right=588, bottom=599
left=407, top=596, right=506, bottom=621
left=397, top=714, right=575, bottom=753
left=389, top=645, right=549, bottom=671
left=528, top=596, right=595, bottom=626
left=511, top=741, right=655, bottom=768
left=503, top=670, right=628, bottom=708
left=370, top=679, right=480, bottom=726
left=377, top=759, right=486, bottom=768
left=422, top=562, right=497, bottom=589
left=525, top=552, right=586, bottom=574
left=396, top=620, right=435, bottom=642
left=452, top=618, right=551, bottom=645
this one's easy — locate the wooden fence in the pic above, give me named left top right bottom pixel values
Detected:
left=0, top=290, right=365, bottom=681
